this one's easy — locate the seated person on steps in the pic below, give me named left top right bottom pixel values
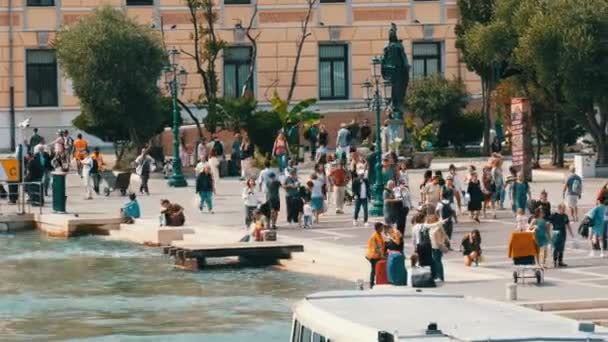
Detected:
left=160, top=199, right=185, bottom=227
left=120, top=193, right=141, bottom=224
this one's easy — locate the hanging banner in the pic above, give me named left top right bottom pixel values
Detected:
left=510, top=98, right=533, bottom=181
left=0, top=159, right=20, bottom=182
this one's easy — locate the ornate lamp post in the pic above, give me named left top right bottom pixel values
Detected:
left=164, top=47, right=188, bottom=187
left=363, top=56, right=392, bottom=217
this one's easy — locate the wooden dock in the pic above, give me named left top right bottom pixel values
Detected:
left=163, top=242, right=304, bottom=271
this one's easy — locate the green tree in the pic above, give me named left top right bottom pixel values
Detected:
left=216, top=96, right=257, bottom=132
left=184, top=0, right=226, bottom=133
left=246, top=110, right=283, bottom=155
left=405, top=75, right=469, bottom=126
left=455, top=0, right=498, bottom=155
left=53, top=6, right=167, bottom=164
left=513, top=0, right=608, bottom=165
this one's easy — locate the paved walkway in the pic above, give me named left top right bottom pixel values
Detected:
left=10, top=158, right=608, bottom=308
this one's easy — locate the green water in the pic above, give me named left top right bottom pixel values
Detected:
left=0, top=232, right=350, bottom=341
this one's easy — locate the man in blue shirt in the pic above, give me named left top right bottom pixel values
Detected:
left=121, top=193, right=141, bottom=224
left=336, top=123, right=351, bottom=162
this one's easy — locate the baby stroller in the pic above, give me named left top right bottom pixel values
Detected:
left=507, top=231, right=543, bottom=284
left=101, top=170, right=132, bottom=196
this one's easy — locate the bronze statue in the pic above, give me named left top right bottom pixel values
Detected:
left=381, top=23, right=410, bottom=120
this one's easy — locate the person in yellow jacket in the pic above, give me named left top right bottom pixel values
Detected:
left=366, top=222, right=386, bottom=288
left=90, top=147, right=105, bottom=195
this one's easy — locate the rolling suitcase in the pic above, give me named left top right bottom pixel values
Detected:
left=411, top=266, right=435, bottom=288
left=375, top=259, right=388, bottom=285
left=387, top=252, right=407, bottom=286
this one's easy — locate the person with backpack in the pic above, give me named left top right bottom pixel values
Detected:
left=89, top=147, right=102, bottom=195
left=135, top=148, right=154, bottom=195
left=585, top=198, right=608, bottom=258
left=305, top=123, right=319, bottom=161
left=209, top=134, right=224, bottom=160
left=196, top=165, right=215, bottom=214
left=366, top=222, right=386, bottom=288
left=563, top=165, right=583, bottom=222
left=428, top=214, right=449, bottom=282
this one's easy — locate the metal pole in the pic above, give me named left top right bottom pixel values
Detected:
left=370, top=81, right=384, bottom=216
left=167, top=73, right=187, bottom=187
left=8, top=0, right=15, bottom=152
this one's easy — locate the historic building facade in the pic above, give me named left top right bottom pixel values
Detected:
left=0, top=0, right=480, bottom=149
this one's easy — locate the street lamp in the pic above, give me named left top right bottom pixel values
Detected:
left=362, top=56, right=392, bottom=217
left=164, top=47, right=188, bottom=187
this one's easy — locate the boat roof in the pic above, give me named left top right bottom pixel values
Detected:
left=297, top=288, right=608, bottom=341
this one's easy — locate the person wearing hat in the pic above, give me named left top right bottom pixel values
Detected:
left=563, top=165, right=582, bottom=221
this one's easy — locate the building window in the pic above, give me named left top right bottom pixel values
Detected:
left=224, top=0, right=251, bottom=4
left=319, top=44, right=348, bottom=100
left=412, top=42, right=442, bottom=78
left=126, top=0, right=153, bottom=5
left=27, top=0, right=54, bottom=6
left=26, top=50, right=58, bottom=107
left=223, top=47, right=253, bottom=98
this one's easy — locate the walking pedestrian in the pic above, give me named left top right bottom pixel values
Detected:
left=34, top=145, right=53, bottom=197
left=366, top=222, right=386, bottom=288
left=135, top=149, right=154, bottom=195
left=384, top=180, right=400, bottom=227
left=305, top=123, right=319, bottom=161
left=310, top=173, right=325, bottom=224
left=91, top=147, right=105, bottom=195
left=239, top=134, right=255, bottom=179
left=448, top=164, right=463, bottom=212
left=231, top=133, right=242, bottom=176
left=284, top=168, right=302, bottom=225
left=272, top=132, right=289, bottom=172
left=491, top=158, right=505, bottom=212
left=196, top=166, right=215, bottom=214
left=242, top=178, right=259, bottom=224
left=533, top=190, right=552, bottom=219
left=428, top=214, right=449, bottom=282
left=266, top=172, right=282, bottom=229
left=81, top=151, right=94, bottom=200
left=393, top=180, right=412, bottom=235
left=512, top=172, right=531, bottom=214
left=585, top=198, right=608, bottom=258
left=302, top=199, right=313, bottom=229
left=329, top=162, right=349, bottom=214
left=353, top=171, right=370, bottom=226
left=179, top=138, right=190, bottom=168
left=208, top=149, right=221, bottom=188
left=336, top=123, right=351, bottom=164
left=481, top=166, right=494, bottom=218
left=467, top=172, right=483, bottom=223
left=529, top=207, right=551, bottom=268
left=360, top=118, right=372, bottom=143
left=423, top=175, right=442, bottom=215
left=436, top=198, right=457, bottom=244
left=28, top=128, right=44, bottom=154
left=563, top=165, right=583, bottom=221
left=73, top=133, right=88, bottom=177
left=549, top=203, right=574, bottom=267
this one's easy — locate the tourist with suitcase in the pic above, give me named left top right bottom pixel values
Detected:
left=366, top=222, right=386, bottom=288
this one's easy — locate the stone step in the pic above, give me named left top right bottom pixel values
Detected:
left=551, top=308, right=608, bottom=321
left=522, top=299, right=608, bottom=312
left=108, top=219, right=195, bottom=246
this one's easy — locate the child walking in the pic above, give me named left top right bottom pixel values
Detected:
left=303, top=199, right=313, bottom=229
left=529, top=207, right=551, bottom=268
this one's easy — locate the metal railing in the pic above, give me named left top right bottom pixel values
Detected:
left=0, top=181, right=44, bottom=215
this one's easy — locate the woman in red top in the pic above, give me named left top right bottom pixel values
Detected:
left=272, top=132, right=289, bottom=172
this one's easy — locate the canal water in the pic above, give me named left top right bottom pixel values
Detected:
left=0, top=232, right=351, bottom=341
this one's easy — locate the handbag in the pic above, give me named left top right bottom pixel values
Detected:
left=578, top=217, right=592, bottom=238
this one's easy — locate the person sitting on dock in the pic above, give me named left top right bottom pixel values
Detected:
left=121, top=193, right=141, bottom=224
left=160, top=199, right=185, bottom=227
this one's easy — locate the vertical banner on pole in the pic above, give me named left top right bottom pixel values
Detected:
left=510, top=98, right=533, bottom=181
